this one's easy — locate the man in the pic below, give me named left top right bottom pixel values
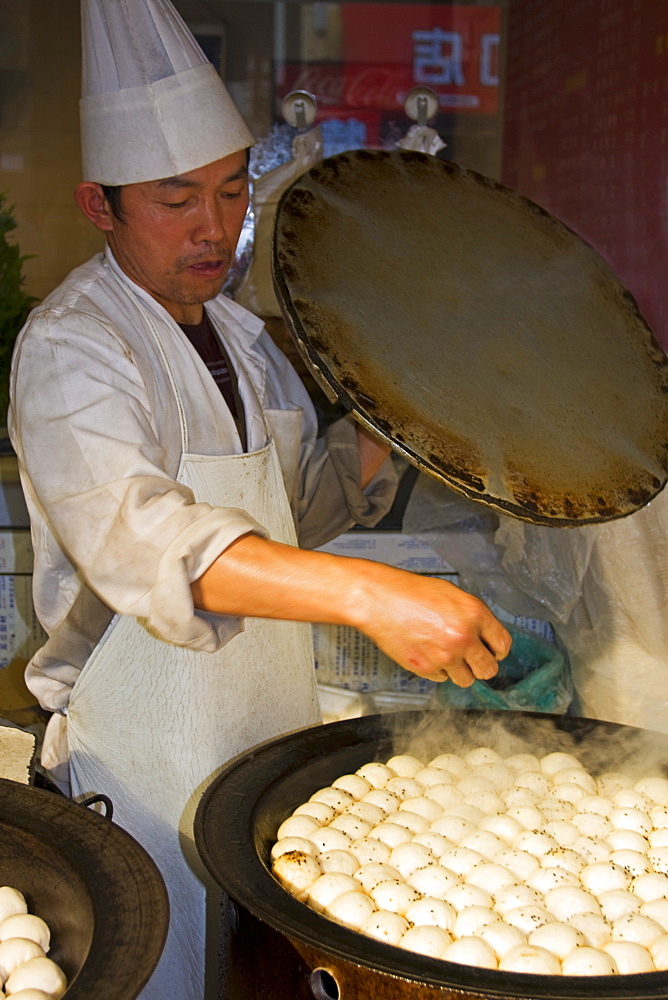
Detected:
left=9, top=1, right=510, bottom=996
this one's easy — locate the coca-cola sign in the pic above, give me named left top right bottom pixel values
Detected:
left=276, top=3, right=500, bottom=125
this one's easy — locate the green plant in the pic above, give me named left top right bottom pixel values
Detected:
left=0, top=192, right=36, bottom=425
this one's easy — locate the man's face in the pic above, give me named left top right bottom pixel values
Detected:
left=104, top=151, right=249, bottom=324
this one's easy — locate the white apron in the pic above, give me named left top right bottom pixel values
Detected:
left=66, top=298, right=320, bottom=999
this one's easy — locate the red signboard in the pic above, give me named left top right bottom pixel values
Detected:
left=341, top=3, right=500, bottom=115
left=276, top=3, right=500, bottom=143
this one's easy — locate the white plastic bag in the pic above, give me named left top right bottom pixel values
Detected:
left=405, top=472, right=668, bottom=732
left=395, top=124, right=446, bottom=156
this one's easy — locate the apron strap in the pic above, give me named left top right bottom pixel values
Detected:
left=107, top=267, right=190, bottom=455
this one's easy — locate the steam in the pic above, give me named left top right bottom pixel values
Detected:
left=379, top=708, right=668, bottom=778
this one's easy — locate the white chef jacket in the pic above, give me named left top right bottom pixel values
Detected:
left=8, top=248, right=397, bottom=720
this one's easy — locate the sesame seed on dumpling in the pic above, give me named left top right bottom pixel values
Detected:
left=561, top=946, right=618, bottom=976
left=603, top=941, right=654, bottom=974
left=442, top=935, right=497, bottom=969
left=400, top=924, right=452, bottom=958
left=499, top=944, right=560, bottom=974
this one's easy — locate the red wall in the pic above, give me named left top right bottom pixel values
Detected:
left=502, top=0, right=668, bottom=349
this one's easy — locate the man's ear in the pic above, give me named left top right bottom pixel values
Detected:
left=74, top=182, right=115, bottom=231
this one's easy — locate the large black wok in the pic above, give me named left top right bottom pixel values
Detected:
left=195, top=709, right=668, bottom=1000
left=0, top=777, right=168, bottom=998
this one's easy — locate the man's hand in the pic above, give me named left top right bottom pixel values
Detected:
left=350, top=566, right=510, bottom=687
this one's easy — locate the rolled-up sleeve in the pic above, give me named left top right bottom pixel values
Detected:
left=297, top=416, right=397, bottom=549
left=11, top=309, right=265, bottom=647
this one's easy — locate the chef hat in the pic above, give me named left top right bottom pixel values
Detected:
left=80, top=0, right=255, bottom=185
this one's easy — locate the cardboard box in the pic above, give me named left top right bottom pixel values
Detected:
left=0, top=455, right=44, bottom=716
left=317, top=530, right=457, bottom=574
left=0, top=725, right=36, bottom=783
left=0, top=575, right=47, bottom=716
left=0, top=530, right=34, bottom=574
left=312, top=622, right=439, bottom=696
left=0, top=456, right=29, bottom=529
left=313, top=531, right=458, bottom=697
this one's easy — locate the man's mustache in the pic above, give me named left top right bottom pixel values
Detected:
left=177, top=248, right=231, bottom=268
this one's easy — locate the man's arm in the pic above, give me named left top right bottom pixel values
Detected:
left=191, top=533, right=511, bottom=687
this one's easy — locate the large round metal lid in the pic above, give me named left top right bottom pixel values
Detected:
left=273, top=149, right=668, bottom=525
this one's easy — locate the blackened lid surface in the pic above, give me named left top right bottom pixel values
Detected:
left=273, top=149, right=668, bottom=525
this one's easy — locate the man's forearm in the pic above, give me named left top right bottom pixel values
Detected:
left=191, top=534, right=511, bottom=687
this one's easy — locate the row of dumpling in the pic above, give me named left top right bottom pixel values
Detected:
left=0, top=886, right=67, bottom=998
left=271, top=748, right=668, bottom=975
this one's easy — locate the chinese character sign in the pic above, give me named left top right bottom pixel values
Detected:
left=413, top=28, right=466, bottom=87
left=342, top=3, right=500, bottom=114
left=277, top=3, right=501, bottom=146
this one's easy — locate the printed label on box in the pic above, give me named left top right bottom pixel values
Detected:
left=0, top=531, right=34, bottom=574
left=312, top=622, right=437, bottom=697
left=0, top=456, right=30, bottom=529
left=0, top=575, right=47, bottom=712
left=316, top=531, right=457, bottom=574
